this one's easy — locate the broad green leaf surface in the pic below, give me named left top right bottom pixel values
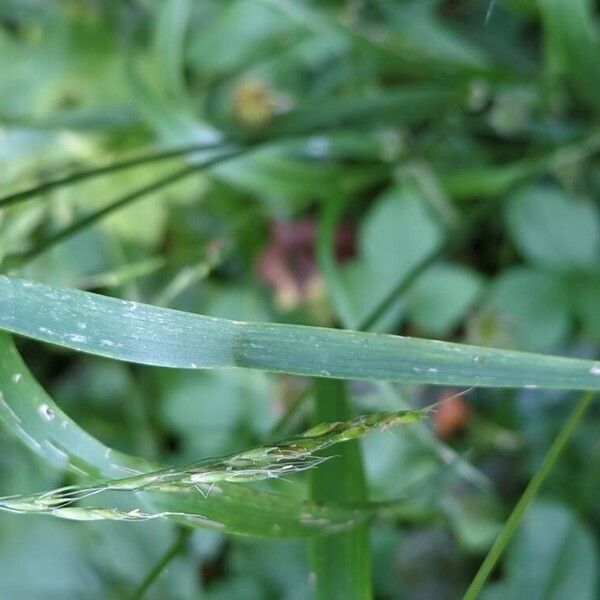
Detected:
left=506, top=185, right=600, bottom=272
left=482, top=502, right=598, bottom=600
left=484, top=267, right=571, bottom=351
left=0, top=333, right=364, bottom=538
left=154, top=0, right=192, bottom=102
left=2, top=276, right=600, bottom=389
left=342, top=181, right=444, bottom=330
left=188, top=0, right=295, bottom=77
left=407, top=264, right=483, bottom=336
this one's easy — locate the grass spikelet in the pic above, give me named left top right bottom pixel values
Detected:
left=0, top=409, right=426, bottom=522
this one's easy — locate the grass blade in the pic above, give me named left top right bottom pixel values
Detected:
left=442, top=131, right=600, bottom=201
left=268, top=87, right=463, bottom=136
left=0, top=140, right=229, bottom=209
left=310, top=378, right=372, bottom=599
left=1, top=276, right=600, bottom=388
left=5, top=148, right=242, bottom=269
left=132, top=529, right=192, bottom=600
left=539, top=0, right=600, bottom=111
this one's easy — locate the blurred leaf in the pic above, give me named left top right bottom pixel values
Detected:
left=228, top=539, right=311, bottom=599
left=485, top=267, right=571, bottom=351
left=154, top=0, right=192, bottom=101
left=215, top=145, right=384, bottom=204
left=264, top=0, right=489, bottom=78
left=407, top=264, right=483, bottom=336
left=342, top=181, right=444, bottom=330
left=269, top=87, right=463, bottom=135
left=160, top=370, right=276, bottom=461
left=506, top=185, right=600, bottom=272
left=188, top=0, right=294, bottom=77
left=20, top=227, right=114, bottom=288
left=0, top=517, right=103, bottom=597
left=572, top=275, right=600, bottom=342
left=376, top=0, right=491, bottom=73
left=0, top=8, right=122, bottom=118
left=87, top=520, right=198, bottom=598
left=539, top=0, right=600, bottom=111
left=442, top=487, right=502, bottom=552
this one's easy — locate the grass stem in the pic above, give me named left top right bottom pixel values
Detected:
left=132, top=528, right=193, bottom=600
left=463, top=391, right=596, bottom=600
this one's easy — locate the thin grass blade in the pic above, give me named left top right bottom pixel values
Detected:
left=309, top=378, right=372, bottom=599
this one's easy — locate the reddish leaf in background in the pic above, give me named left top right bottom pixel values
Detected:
left=258, top=217, right=355, bottom=310
left=434, top=390, right=471, bottom=440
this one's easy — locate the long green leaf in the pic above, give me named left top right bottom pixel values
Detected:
left=154, top=0, right=192, bottom=101
left=268, top=87, right=463, bottom=136
left=5, top=148, right=242, bottom=269
left=0, top=140, right=228, bottom=210
left=442, top=131, right=600, bottom=201
left=2, top=276, right=600, bottom=388
left=539, top=0, right=600, bottom=112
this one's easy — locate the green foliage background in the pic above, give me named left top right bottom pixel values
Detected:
left=1, top=0, right=600, bottom=598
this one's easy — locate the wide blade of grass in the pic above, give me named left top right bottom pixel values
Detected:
left=0, top=333, right=375, bottom=537
left=2, top=276, right=600, bottom=389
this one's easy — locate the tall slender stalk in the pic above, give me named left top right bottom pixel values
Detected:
left=463, top=391, right=596, bottom=600
left=309, top=378, right=372, bottom=599
left=132, top=529, right=193, bottom=600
